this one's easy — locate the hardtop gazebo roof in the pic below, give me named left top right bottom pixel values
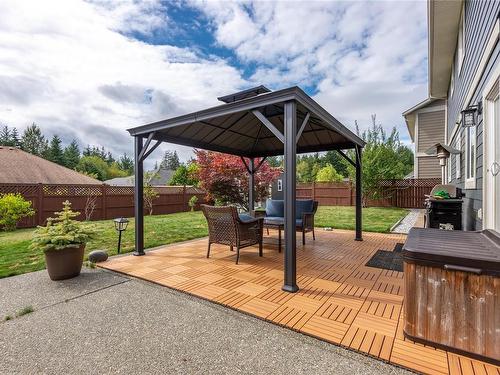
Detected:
left=128, top=85, right=364, bottom=293
left=128, top=86, right=365, bottom=158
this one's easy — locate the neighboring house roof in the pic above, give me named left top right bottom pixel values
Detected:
left=104, top=176, right=135, bottom=186
left=0, top=146, right=102, bottom=185
left=428, top=0, right=463, bottom=98
left=402, top=98, right=445, bottom=142
left=104, top=166, right=174, bottom=186
left=149, top=166, right=174, bottom=185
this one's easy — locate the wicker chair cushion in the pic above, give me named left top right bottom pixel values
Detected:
left=264, top=217, right=304, bottom=227
left=265, top=199, right=284, bottom=217
left=238, top=213, right=254, bottom=222
left=295, top=200, right=314, bottom=219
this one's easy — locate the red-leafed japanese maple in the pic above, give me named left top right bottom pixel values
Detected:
left=195, top=150, right=281, bottom=209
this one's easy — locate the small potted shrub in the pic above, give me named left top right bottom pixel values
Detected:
left=30, top=200, right=95, bottom=280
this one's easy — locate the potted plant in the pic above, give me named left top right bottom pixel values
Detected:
left=30, top=200, right=95, bottom=280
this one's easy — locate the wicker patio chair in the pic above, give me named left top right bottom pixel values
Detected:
left=201, top=205, right=263, bottom=264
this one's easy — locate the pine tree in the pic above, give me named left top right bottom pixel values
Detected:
left=21, top=123, right=48, bottom=156
left=10, top=128, right=20, bottom=147
left=83, top=145, right=92, bottom=157
left=0, top=126, right=11, bottom=146
left=46, top=135, right=64, bottom=165
left=63, top=140, right=81, bottom=169
left=105, top=151, right=115, bottom=165
left=118, top=153, right=134, bottom=174
left=160, top=150, right=180, bottom=170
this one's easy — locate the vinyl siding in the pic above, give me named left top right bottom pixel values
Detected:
left=417, top=110, right=445, bottom=153
left=446, top=0, right=500, bottom=230
left=417, top=156, right=441, bottom=178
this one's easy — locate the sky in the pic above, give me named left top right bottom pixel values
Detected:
left=0, top=0, right=428, bottom=168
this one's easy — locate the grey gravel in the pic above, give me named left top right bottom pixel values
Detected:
left=391, top=209, right=423, bottom=234
left=0, top=269, right=409, bottom=374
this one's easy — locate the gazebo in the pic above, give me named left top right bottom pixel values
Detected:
left=127, top=86, right=365, bottom=293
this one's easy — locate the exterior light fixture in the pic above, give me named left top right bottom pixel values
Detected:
left=461, top=101, right=482, bottom=128
left=113, top=217, right=129, bottom=254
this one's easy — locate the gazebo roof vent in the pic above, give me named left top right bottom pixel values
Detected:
left=217, top=85, right=271, bottom=103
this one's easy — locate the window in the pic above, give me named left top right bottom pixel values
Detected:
left=277, top=179, right=282, bottom=192
left=457, top=5, right=465, bottom=74
left=455, top=132, right=461, bottom=179
left=465, top=125, right=476, bottom=188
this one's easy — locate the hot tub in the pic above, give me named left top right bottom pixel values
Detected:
left=403, top=228, right=500, bottom=364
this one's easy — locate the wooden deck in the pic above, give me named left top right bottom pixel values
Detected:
left=100, top=229, right=499, bottom=375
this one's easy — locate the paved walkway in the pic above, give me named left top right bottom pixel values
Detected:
left=0, top=268, right=408, bottom=374
left=391, top=209, right=425, bottom=234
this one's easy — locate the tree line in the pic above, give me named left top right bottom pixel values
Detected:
left=0, top=123, right=134, bottom=181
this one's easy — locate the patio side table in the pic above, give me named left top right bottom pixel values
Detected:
left=263, top=218, right=283, bottom=253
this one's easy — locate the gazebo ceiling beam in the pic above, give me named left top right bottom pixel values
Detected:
left=296, top=112, right=310, bottom=143
left=155, top=133, right=248, bottom=157
left=251, top=110, right=284, bottom=143
left=336, top=149, right=356, bottom=167
left=204, top=112, right=249, bottom=144
left=141, top=140, right=162, bottom=161
left=138, top=131, right=155, bottom=162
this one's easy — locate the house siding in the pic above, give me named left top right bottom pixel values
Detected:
left=417, top=110, right=446, bottom=153
left=417, top=156, right=441, bottom=178
left=446, top=0, right=500, bottom=230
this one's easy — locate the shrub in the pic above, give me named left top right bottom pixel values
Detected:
left=188, top=195, right=198, bottom=211
left=30, top=200, right=95, bottom=253
left=0, top=193, right=35, bottom=231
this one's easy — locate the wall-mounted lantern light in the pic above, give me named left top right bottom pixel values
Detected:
left=114, top=217, right=129, bottom=254
left=461, top=101, right=482, bottom=128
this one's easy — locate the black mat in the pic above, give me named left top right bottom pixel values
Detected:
left=365, top=243, right=404, bottom=272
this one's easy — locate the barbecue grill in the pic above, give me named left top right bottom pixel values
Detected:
left=424, top=184, right=464, bottom=230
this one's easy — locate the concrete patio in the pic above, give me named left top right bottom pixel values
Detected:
left=0, top=268, right=408, bottom=374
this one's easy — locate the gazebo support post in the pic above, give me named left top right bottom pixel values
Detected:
left=355, top=145, right=363, bottom=241
left=282, top=100, right=299, bottom=293
left=133, top=136, right=145, bottom=256
left=249, top=158, right=255, bottom=211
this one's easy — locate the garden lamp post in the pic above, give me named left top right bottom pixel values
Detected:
left=114, top=217, right=129, bottom=254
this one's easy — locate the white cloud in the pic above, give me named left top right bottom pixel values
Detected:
left=0, top=0, right=247, bottom=166
left=191, top=0, right=428, bottom=142
left=0, top=0, right=428, bottom=170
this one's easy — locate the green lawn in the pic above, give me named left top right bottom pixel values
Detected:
left=0, top=206, right=407, bottom=279
left=315, top=206, right=407, bottom=233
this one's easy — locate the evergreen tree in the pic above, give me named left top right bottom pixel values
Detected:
left=10, top=127, right=20, bottom=147
left=323, top=150, right=349, bottom=177
left=63, top=140, right=81, bottom=169
left=21, top=123, right=48, bottom=156
left=0, top=126, right=11, bottom=146
left=160, top=150, right=180, bottom=170
left=105, top=151, right=115, bottom=165
left=118, top=153, right=134, bottom=175
left=46, top=135, right=64, bottom=165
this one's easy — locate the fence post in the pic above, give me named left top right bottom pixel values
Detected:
left=183, top=185, right=187, bottom=212
left=37, top=183, right=43, bottom=226
left=101, top=185, right=107, bottom=220
left=312, top=182, right=316, bottom=200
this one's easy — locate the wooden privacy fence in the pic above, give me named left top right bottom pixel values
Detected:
left=296, top=178, right=441, bottom=209
left=0, top=183, right=207, bottom=228
left=1, top=178, right=440, bottom=228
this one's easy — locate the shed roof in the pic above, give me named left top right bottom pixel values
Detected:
left=128, top=86, right=364, bottom=158
left=0, top=147, right=102, bottom=185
